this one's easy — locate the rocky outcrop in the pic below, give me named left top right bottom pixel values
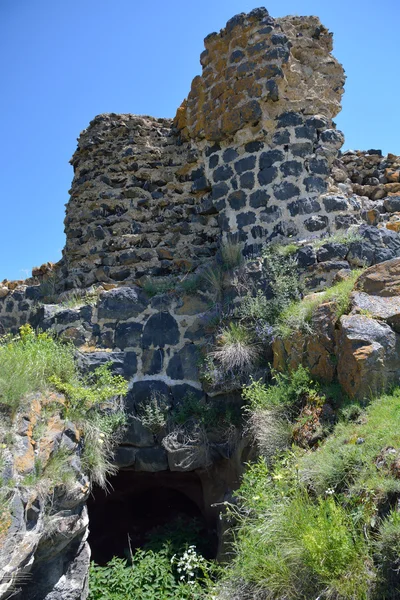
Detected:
left=273, top=257, right=400, bottom=399
left=0, top=394, right=89, bottom=600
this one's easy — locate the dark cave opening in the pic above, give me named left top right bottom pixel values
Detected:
left=87, top=470, right=218, bottom=565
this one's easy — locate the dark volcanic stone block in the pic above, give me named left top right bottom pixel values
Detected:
left=249, top=190, right=270, bottom=209
left=240, top=172, right=255, bottom=189
left=277, top=112, right=303, bottom=127
left=237, top=211, right=256, bottom=228
left=125, top=380, right=171, bottom=412
left=244, top=141, right=263, bottom=153
left=274, top=181, right=300, bottom=200
left=296, top=245, right=316, bottom=267
left=304, top=215, right=329, bottom=231
left=228, top=190, right=247, bottom=210
left=304, top=176, right=328, bottom=194
left=317, top=243, right=348, bottom=262
left=234, top=156, right=256, bottom=174
left=212, top=182, right=229, bottom=199
left=213, top=165, right=234, bottom=182
left=115, top=322, right=143, bottom=349
left=142, top=348, right=164, bottom=375
left=280, top=160, right=303, bottom=177
left=258, top=166, right=278, bottom=185
left=291, top=142, right=313, bottom=157
left=273, top=129, right=290, bottom=145
left=260, top=205, right=282, bottom=223
left=98, top=287, right=147, bottom=320
left=223, top=148, right=239, bottom=162
left=259, top=150, right=284, bottom=169
left=166, top=344, right=199, bottom=381
left=323, top=195, right=350, bottom=212
left=288, top=198, right=321, bottom=216
left=142, top=312, right=180, bottom=348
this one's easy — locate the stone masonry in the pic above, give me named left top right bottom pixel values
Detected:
left=59, top=7, right=353, bottom=291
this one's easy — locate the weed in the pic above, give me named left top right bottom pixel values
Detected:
left=142, top=276, right=176, bottom=298
left=138, top=391, right=169, bottom=435
left=220, top=240, right=244, bottom=270
left=60, top=288, right=101, bottom=308
left=177, top=273, right=202, bottom=295
left=242, top=366, right=315, bottom=412
left=211, top=323, right=260, bottom=374
left=201, top=264, right=225, bottom=300
left=237, top=245, right=301, bottom=328
left=88, top=545, right=213, bottom=600
left=276, top=269, right=364, bottom=338
left=0, top=326, right=76, bottom=415
left=0, top=326, right=128, bottom=489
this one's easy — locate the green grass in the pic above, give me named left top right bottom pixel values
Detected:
left=142, top=276, right=176, bottom=297
left=0, top=325, right=76, bottom=415
left=276, top=269, right=363, bottom=338
left=299, top=388, right=400, bottom=498
left=242, top=365, right=315, bottom=412
left=0, top=325, right=128, bottom=489
left=219, top=368, right=400, bottom=599
left=220, top=240, right=244, bottom=270
left=310, top=229, right=363, bottom=251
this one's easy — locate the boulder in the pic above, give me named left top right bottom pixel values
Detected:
left=337, top=314, right=400, bottom=399
left=355, top=257, right=400, bottom=296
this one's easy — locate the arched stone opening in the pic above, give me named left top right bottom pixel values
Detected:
left=87, top=470, right=218, bottom=565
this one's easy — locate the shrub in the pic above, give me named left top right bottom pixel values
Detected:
left=0, top=326, right=128, bottom=489
left=138, top=391, right=169, bottom=435
left=242, top=366, right=314, bottom=412
left=222, top=458, right=372, bottom=600
left=88, top=546, right=212, bottom=600
left=237, top=245, right=301, bottom=328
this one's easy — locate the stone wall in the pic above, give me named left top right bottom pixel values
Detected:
left=62, top=114, right=219, bottom=290
left=58, top=7, right=355, bottom=290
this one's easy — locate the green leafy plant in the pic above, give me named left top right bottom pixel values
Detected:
left=138, top=391, right=169, bottom=435
left=243, top=366, right=315, bottom=412
left=0, top=326, right=128, bottom=489
left=88, top=545, right=212, bottom=600
left=237, top=245, right=301, bottom=328
left=0, top=325, right=76, bottom=415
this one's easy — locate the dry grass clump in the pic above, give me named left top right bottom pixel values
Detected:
left=211, top=323, right=260, bottom=374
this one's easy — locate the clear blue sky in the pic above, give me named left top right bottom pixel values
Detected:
left=1, top=0, right=399, bottom=281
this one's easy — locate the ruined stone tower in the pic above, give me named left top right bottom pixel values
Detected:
left=61, top=7, right=349, bottom=290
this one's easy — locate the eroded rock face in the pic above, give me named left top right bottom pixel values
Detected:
left=355, top=257, right=400, bottom=296
left=0, top=394, right=90, bottom=600
left=337, top=314, right=400, bottom=399
left=273, top=258, right=400, bottom=399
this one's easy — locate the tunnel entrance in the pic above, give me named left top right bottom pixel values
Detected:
left=87, top=470, right=218, bottom=565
